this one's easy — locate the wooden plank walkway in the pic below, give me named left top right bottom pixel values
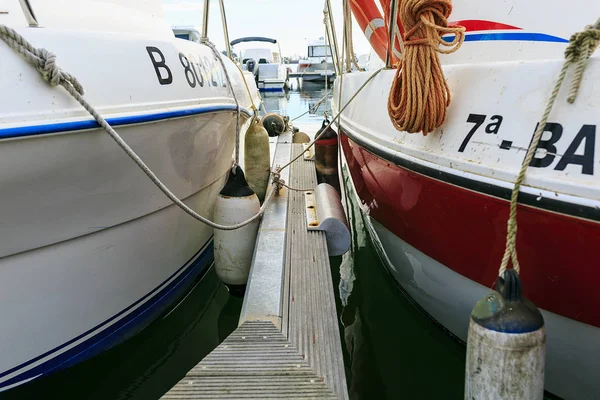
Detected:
left=163, top=133, right=348, bottom=399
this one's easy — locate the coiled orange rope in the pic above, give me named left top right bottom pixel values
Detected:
left=387, top=0, right=464, bottom=135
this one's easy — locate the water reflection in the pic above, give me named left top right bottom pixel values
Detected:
left=331, top=191, right=466, bottom=400
left=4, top=269, right=242, bottom=400
left=260, top=81, right=332, bottom=125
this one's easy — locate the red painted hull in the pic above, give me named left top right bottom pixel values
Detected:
left=341, top=133, right=600, bottom=329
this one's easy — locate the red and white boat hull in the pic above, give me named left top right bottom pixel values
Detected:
left=340, top=132, right=600, bottom=399
left=334, top=8, right=600, bottom=393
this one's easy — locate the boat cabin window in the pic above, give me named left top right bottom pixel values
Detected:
left=308, top=45, right=331, bottom=57
left=173, top=30, right=201, bottom=43
left=242, top=48, right=274, bottom=64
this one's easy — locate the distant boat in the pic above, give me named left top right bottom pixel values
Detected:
left=232, top=37, right=290, bottom=92
left=355, top=53, right=372, bottom=71
left=0, top=0, right=259, bottom=391
left=172, top=25, right=202, bottom=42
left=298, top=38, right=335, bottom=84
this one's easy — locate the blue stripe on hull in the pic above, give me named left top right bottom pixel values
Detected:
left=443, top=32, right=568, bottom=43
left=259, top=87, right=284, bottom=92
left=0, top=240, right=214, bottom=390
left=0, top=105, right=254, bottom=140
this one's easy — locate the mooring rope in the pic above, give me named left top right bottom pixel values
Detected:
left=387, top=0, right=464, bottom=135
left=233, top=62, right=259, bottom=113
left=279, top=67, right=384, bottom=173
left=498, top=19, right=600, bottom=278
left=0, top=25, right=85, bottom=94
left=343, top=0, right=362, bottom=72
left=290, top=88, right=332, bottom=122
left=0, top=25, right=382, bottom=228
left=0, top=25, right=270, bottom=230
left=263, top=66, right=384, bottom=193
left=276, top=67, right=385, bottom=192
left=201, top=38, right=243, bottom=169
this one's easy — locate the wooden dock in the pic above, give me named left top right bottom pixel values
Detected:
left=162, top=130, right=348, bottom=399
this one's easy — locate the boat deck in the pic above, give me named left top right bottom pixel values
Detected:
left=162, top=131, right=348, bottom=399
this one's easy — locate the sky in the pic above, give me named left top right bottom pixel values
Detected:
left=162, top=0, right=371, bottom=58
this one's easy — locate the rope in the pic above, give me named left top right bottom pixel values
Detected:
left=343, top=0, right=362, bottom=71
left=0, top=25, right=84, bottom=94
left=342, top=0, right=351, bottom=72
left=337, top=9, right=346, bottom=130
left=290, top=88, right=332, bottom=122
left=498, top=20, right=600, bottom=278
left=0, top=25, right=383, bottom=229
left=278, top=67, right=384, bottom=172
left=0, top=25, right=271, bottom=231
left=387, top=0, right=464, bottom=135
left=202, top=38, right=242, bottom=168
left=233, top=60, right=260, bottom=113
left=324, top=9, right=330, bottom=118
left=324, top=0, right=342, bottom=77
left=565, top=19, right=600, bottom=103
left=278, top=182, right=314, bottom=192
left=389, top=0, right=405, bottom=62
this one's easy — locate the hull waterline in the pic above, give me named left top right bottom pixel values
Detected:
left=340, top=132, right=600, bottom=400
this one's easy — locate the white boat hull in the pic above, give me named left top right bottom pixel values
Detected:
left=257, top=78, right=287, bottom=92
left=0, top=109, right=255, bottom=391
left=334, top=2, right=600, bottom=397
left=0, top=180, right=219, bottom=390
left=0, top=3, right=259, bottom=390
left=301, top=72, right=335, bottom=84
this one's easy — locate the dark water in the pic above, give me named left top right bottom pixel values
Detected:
left=4, top=85, right=466, bottom=400
left=4, top=268, right=242, bottom=400
left=330, top=206, right=466, bottom=399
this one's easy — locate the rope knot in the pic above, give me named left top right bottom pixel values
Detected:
left=564, top=27, right=600, bottom=62
left=271, top=167, right=284, bottom=191
left=401, top=0, right=465, bottom=53
left=38, top=48, right=61, bottom=86
left=563, top=22, right=600, bottom=103
left=40, top=52, right=85, bottom=95
left=0, top=25, right=85, bottom=95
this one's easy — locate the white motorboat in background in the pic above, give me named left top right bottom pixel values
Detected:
left=0, top=0, right=259, bottom=391
left=232, top=36, right=289, bottom=92
left=355, top=53, right=372, bottom=71
left=298, top=38, right=335, bottom=84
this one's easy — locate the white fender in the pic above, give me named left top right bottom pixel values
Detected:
left=214, top=167, right=261, bottom=288
left=465, top=270, right=545, bottom=400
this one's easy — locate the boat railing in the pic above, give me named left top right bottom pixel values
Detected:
left=200, top=0, right=234, bottom=60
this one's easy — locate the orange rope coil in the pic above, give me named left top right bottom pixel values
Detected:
left=387, top=0, right=464, bottom=135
